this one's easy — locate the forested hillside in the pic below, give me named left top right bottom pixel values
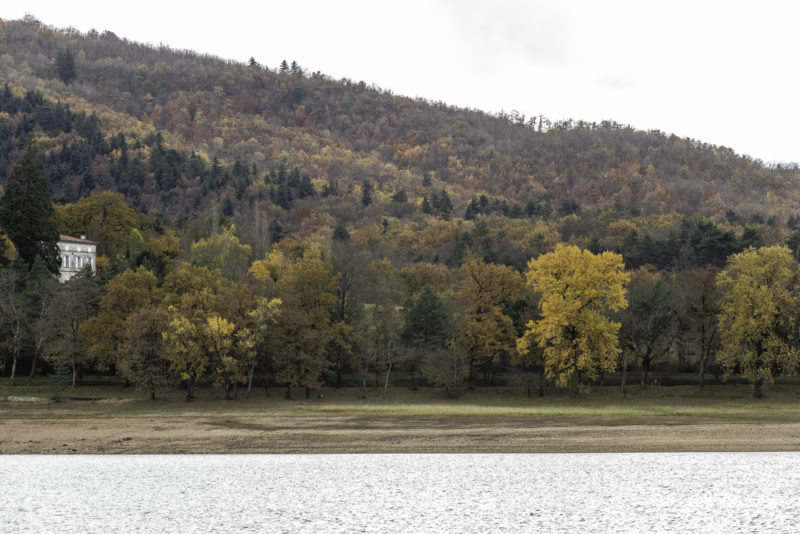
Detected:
left=2, top=16, right=800, bottom=398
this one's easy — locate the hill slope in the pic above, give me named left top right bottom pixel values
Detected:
left=1, top=15, right=799, bottom=267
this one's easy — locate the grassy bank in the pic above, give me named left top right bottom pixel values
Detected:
left=3, top=380, right=800, bottom=420
left=2, top=381, right=800, bottom=454
left=0, top=383, right=800, bottom=454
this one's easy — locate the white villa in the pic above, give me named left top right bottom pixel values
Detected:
left=58, top=234, right=97, bottom=281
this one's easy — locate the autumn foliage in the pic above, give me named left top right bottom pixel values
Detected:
left=4, top=17, right=800, bottom=398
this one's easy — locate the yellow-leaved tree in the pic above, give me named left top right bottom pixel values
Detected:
left=162, top=263, right=231, bottom=400
left=271, top=255, right=338, bottom=398
left=246, top=294, right=282, bottom=396
left=519, top=244, right=629, bottom=396
left=205, top=315, right=254, bottom=400
left=457, top=252, right=524, bottom=386
left=189, top=225, right=253, bottom=282
left=716, top=245, right=799, bottom=397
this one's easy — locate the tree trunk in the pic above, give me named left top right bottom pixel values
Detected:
left=8, top=323, right=20, bottom=385
left=467, top=355, right=476, bottom=387
left=698, top=353, right=706, bottom=393
left=569, top=372, right=580, bottom=398
left=538, top=368, right=545, bottom=397
left=286, top=385, right=292, bottom=399
left=382, top=341, right=392, bottom=399
left=373, top=345, right=380, bottom=387
left=27, top=347, right=42, bottom=386
left=753, top=378, right=763, bottom=398
left=246, top=362, right=255, bottom=398
left=640, top=358, right=650, bottom=387
left=526, top=373, right=531, bottom=399
left=186, top=377, right=195, bottom=401
left=360, top=353, right=368, bottom=399
left=382, top=360, right=392, bottom=400
left=150, top=390, right=156, bottom=401
left=71, top=357, right=78, bottom=389
left=305, top=386, right=310, bottom=399
left=9, top=353, right=17, bottom=386
left=620, top=355, right=628, bottom=399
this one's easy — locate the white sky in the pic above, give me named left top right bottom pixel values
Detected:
left=4, top=1, right=799, bottom=164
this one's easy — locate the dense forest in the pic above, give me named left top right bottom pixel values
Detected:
left=2, top=16, right=800, bottom=399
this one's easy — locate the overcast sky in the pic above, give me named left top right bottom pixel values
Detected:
left=4, top=1, right=799, bottom=164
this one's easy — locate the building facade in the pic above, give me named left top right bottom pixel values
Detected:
left=58, top=234, right=97, bottom=282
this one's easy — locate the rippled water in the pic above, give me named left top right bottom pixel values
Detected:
left=1, top=453, right=798, bottom=533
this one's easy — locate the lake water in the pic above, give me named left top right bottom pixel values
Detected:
left=1, top=453, right=797, bottom=533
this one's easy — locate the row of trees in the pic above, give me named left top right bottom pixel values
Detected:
left=2, top=138, right=799, bottom=400
left=3, top=228, right=797, bottom=400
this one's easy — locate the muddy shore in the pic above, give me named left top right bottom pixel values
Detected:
left=3, top=414, right=800, bottom=454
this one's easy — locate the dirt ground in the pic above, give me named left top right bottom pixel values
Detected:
left=3, top=413, right=800, bottom=454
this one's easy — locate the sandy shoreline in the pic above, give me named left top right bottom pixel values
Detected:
left=3, top=415, right=800, bottom=454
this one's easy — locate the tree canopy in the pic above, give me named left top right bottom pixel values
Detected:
left=0, top=139, right=60, bottom=273
left=716, top=245, right=799, bottom=397
left=519, top=244, right=629, bottom=395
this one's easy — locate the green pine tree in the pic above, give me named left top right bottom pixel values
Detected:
left=421, top=196, right=432, bottom=214
left=361, top=180, right=374, bottom=207
left=298, top=175, right=315, bottom=198
left=401, top=285, right=450, bottom=349
left=0, top=139, right=60, bottom=273
left=55, top=48, right=76, bottom=84
left=0, top=232, right=8, bottom=267
left=436, top=188, right=453, bottom=220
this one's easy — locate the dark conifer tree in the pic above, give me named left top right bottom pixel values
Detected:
left=276, top=181, right=292, bottom=209
left=322, top=179, right=338, bottom=197
left=332, top=224, right=350, bottom=242
left=421, top=196, right=432, bottom=214
left=55, top=49, right=76, bottom=84
left=298, top=174, right=315, bottom=198
left=232, top=159, right=248, bottom=179
left=223, top=196, right=234, bottom=216
left=464, top=203, right=475, bottom=220
left=0, top=139, right=60, bottom=273
left=391, top=190, right=407, bottom=203
left=361, top=179, right=374, bottom=207
left=436, top=188, right=453, bottom=220
left=209, top=157, right=222, bottom=188
left=0, top=233, right=8, bottom=267
left=401, top=285, right=450, bottom=349
left=287, top=167, right=300, bottom=188
left=268, top=219, right=284, bottom=243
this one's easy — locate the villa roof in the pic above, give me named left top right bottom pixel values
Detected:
left=58, top=234, right=98, bottom=245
